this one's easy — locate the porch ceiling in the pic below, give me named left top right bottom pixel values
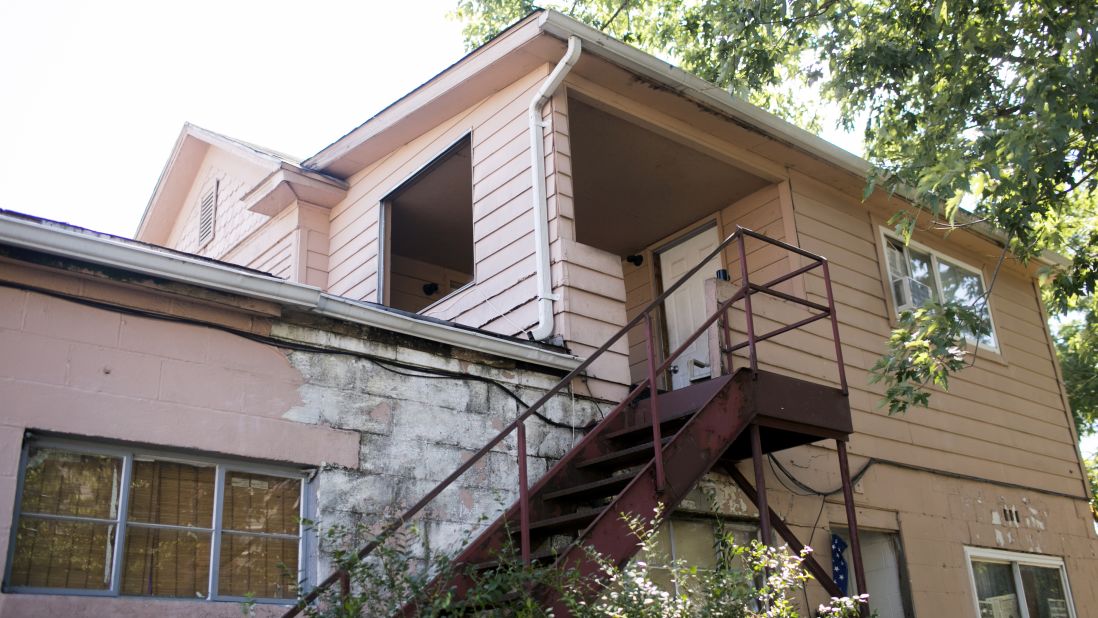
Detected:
left=569, top=97, right=771, bottom=255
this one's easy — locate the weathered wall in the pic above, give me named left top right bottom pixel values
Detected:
left=0, top=257, right=600, bottom=616
left=670, top=448, right=1098, bottom=617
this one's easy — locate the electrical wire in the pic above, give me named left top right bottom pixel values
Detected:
left=0, top=279, right=585, bottom=431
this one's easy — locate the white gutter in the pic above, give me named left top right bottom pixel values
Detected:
left=527, top=35, right=582, bottom=342
left=0, top=212, right=582, bottom=372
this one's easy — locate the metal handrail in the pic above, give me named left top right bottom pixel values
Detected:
left=283, top=226, right=846, bottom=616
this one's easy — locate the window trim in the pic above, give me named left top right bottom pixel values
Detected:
left=878, top=227, right=1000, bottom=353
left=964, top=546, right=1077, bottom=618
left=377, top=132, right=475, bottom=312
left=3, top=436, right=312, bottom=605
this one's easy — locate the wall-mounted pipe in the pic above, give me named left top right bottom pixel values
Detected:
left=527, top=35, right=582, bottom=341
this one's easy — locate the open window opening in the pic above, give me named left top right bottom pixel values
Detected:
left=568, top=95, right=771, bottom=388
left=381, top=135, right=473, bottom=313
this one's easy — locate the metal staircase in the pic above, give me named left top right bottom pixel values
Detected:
left=285, top=228, right=868, bottom=617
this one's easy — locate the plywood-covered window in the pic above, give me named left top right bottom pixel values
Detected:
left=4, top=439, right=307, bottom=603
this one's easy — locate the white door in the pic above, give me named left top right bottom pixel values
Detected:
left=657, top=226, right=722, bottom=390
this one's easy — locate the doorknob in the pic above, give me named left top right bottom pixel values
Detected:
left=669, top=365, right=679, bottom=374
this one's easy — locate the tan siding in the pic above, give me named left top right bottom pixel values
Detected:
left=689, top=170, right=1084, bottom=495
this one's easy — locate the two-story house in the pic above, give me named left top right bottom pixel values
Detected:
left=1, top=9, right=1094, bottom=617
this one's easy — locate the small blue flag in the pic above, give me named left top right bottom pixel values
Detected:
left=831, top=533, right=849, bottom=595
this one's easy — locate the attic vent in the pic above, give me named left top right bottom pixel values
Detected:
left=1002, top=506, right=1020, bottom=525
left=198, top=182, right=217, bottom=246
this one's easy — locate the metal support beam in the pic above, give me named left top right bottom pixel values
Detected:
left=722, top=463, right=844, bottom=598
left=837, top=439, right=869, bottom=613
left=749, top=424, right=771, bottom=546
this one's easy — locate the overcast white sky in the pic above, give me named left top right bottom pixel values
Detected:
left=2, top=1, right=1092, bottom=456
left=0, top=0, right=467, bottom=237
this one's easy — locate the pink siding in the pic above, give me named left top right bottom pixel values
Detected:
left=164, top=147, right=272, bottom=259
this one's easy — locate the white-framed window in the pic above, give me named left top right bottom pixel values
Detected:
left=3, top=437, right=310, bottom=604
left=880, top=228, right=998, bottom=351
left=965, top=547, right=1076, bottom=618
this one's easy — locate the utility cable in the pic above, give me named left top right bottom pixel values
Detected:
left=0, top=279, right=584, bottom=431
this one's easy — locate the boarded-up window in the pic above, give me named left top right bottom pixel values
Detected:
left=198, top=182, right=217, bottom=247
left=6, top=442, right=303, bottom=602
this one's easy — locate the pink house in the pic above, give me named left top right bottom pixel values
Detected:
left=1, top=10, right=1095, bottom=617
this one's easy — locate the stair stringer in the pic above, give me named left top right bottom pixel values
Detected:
left=541, top=371, right=755, bottom=610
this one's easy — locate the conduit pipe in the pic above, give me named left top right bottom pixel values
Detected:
left=527, top=35, right=581, bottom=341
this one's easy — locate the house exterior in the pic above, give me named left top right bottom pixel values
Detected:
left=1, top=9, right=1095, bottom=618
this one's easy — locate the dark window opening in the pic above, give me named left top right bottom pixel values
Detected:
left=383, top=136, right=474, bottom=313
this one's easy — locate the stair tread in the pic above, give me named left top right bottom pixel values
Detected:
left=604, top=409, right=698, bottom=440
left=471, top=548, right=558, bottom=571
left=575, top=437, right=672, bottom=469
left=543, top=475, right=634, bottom=501
left=528, top=509, right=601, bottom=532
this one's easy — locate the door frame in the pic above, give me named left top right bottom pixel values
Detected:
left=648, top=214, right=727, bottom=385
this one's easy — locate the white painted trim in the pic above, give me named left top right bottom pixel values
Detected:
left=0, top=212, right=582, bottom=372
left=964, top=545, right=1077, bottom=618
left=878, top=226, right=1001, bottom=353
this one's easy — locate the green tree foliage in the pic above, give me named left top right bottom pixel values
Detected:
left=455, top=0, right=1098, bottom=426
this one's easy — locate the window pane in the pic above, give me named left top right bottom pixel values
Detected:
left=885, top=239, right=910, bottom=278
left=907, top=248, right=939, bottom=300
left=218, top=533, right=299, bottom=599
left=19, top=448, right=122, bottom=519
left=9, top=517, right=114, bottom=590
left=128, top=459, right=215, bottom=528
left=973, top=560, right=1022, bottom=618
left=120, top=526, right=211, bottom=598
left=1020, top=565, right=1071, bottom=618
left=672, top=519, right=719, bottom=570
left=222, top=472, right=301, bottom=535
left=938, top=258, right=996, bottom=347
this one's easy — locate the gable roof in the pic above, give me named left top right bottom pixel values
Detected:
left=135, top=123, right=346, bottom=245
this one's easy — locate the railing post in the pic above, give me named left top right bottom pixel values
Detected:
left=737, top=233, right=758, bottom=374
left=517, top=420, right=531, bottom=564
left=820, top=260, right=848, bottom=394
left=720, top=307, right=735, bottom=375
left=644, top=314, right=666, bottom=492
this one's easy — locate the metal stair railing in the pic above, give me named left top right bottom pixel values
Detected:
left=283, top=226, right=846, bottom=616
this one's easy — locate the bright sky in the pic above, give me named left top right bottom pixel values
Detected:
left=1, top=2, right=1093, bottom=457
left=0, top=0, right=467, bottom=237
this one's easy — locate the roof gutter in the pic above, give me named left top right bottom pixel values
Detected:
left=527, top=35, right=582, bottom=342
left=0, top=212, right=582, bottom=372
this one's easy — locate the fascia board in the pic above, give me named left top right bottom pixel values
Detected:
left=0, top=213, right=581, bottom=372
left=537, top=11, right=1069, bottom=268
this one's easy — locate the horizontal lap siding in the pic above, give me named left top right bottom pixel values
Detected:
left=713, top=175, right=1084, bottom=495
left=165, top=148, right=273, bottom=262
left=625, top=185, right=786, bottom=385
left=327, top=66, right=552, bottom=316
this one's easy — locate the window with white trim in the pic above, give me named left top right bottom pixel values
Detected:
left=881, top=230, right=998, bottom=350
left=966, top=547, right=1076, bottom=618
left=3, top=439, right=308, bottom=603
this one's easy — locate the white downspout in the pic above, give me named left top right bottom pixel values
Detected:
left=527, top=35, right=582, bottom=342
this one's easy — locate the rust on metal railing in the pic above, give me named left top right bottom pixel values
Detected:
left=283, top=226, right=847, bottom=617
